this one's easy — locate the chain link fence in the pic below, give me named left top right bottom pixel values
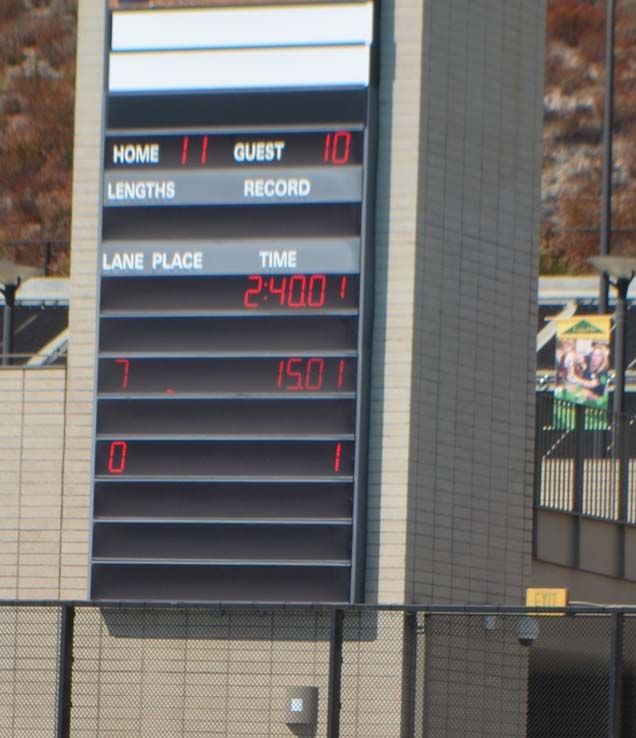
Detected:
left=1, top=603, right=636, bottom=738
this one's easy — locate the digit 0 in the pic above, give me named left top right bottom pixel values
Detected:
left=107, top=441, right=127, bottom=474
left=305, top=358, right=324, bottom=390
left=324, top=131, right=351, bottom=165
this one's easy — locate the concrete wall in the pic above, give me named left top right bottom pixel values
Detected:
left=406, top=0, right=544, bottom=605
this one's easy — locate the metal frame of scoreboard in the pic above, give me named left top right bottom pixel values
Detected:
left=90, top=0, right=379, bottom=603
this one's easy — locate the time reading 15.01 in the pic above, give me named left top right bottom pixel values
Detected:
left=103, top=356, right=355, bottom=394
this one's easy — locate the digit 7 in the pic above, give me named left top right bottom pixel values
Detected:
left=114, top=358, right=129, bottom=389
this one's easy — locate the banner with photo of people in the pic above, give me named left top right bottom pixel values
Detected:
left=555, top=316, right=611, bottom=411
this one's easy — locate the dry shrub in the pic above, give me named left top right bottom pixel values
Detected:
left=0, top=26, right=25, bottom=66
left=543, top=183, right=603, bottom=273
left=545, top=50, right=566, bottom=88
left=614, top=92, right=636, bottom=132
left=0, top=0, right=23, bottom=23
left=621, top=142, right=636, bottom=179
left=26, top=13, right=75, bottom=69
left=554, top=109, right=602, bottom=144
left=547, top=0, right=605, bottom=53
left=0, top=94, right=22, bottom=115
left=0, top=70, right=74, bottom=240
left=609, top=230, right=636, bottom=258
left=613, top=192, right=636, bottom=231
left=540, top=224, right=600, bottom=274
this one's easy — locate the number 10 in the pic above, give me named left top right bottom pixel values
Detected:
left=323, top=131, right=351, bottom=165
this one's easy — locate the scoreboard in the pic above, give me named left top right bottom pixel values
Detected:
left=90, top=0, right=378, bottom=603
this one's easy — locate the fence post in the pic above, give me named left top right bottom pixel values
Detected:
left=55, top=605, right=75, bottom=738
left=327, top=608, right=344, bottom=738
left=617, top=413, right=629, bottom=578
left=607, top=611, right=623, bottom=738
left=532, top=394, right=544, bottom=559
left=573, top=403, right=585, bottom=567
left=400, top=611, right=417, bottom=738
left=44, top=241, right=52, bottom=276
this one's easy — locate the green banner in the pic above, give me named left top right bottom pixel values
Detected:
left=554, top=316, right=611, bottom=411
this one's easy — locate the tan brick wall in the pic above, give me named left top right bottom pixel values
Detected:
left=0, top=369, right=65, bottom=599
left=366, top=0, right=425, bottom=604
left=60, top=0, right=106, bottom=599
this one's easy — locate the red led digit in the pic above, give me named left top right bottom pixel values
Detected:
left=337, top=359, right=345, bottom=389
left=324, top=131, right=351, bottom=165
left=243, top=275, right=263, bottom=308
left=181, top=136, right=189, bottom=166
left=323, top=133, right=331, bottom=163
left=114, top=358, right=129, bottom=389
left=200, top=135, right=208, bottom=165
left=268, top=277, right=287, bottom=305
left=305, top=358, right=324, bottom=391
left=288, top=275, right=306, bottom=307
left=286, top=358, right=303, bottom=391
left=308, top=275, right=326, bottom=307
left=339, top=276, right=348, bottom=300
left=277, top=359, right=285, bottom=388
left=107, top=441, right=127, bottom=474
left=334, top=442, right=342, bottom=473
left=332, top=131, right=351, bottom=164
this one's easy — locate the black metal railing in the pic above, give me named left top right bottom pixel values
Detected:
left=535, top=393, right=636, bottom=524
left=1, top=601, right=636, bottom=738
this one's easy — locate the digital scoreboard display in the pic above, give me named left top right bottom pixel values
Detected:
left=90, top=0, right=377, bottom=603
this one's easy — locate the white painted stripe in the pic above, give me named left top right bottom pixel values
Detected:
left=108, top=46, right=370, bottom=92
left=111, top=3, right=374, bottom=51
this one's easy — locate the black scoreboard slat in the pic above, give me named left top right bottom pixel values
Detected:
left=90, top=0, right=378, bottom=603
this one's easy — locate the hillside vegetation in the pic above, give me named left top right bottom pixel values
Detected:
left=0, top=0, right=634, bottom=275
left=543, top=0, right=636, bottom=273
left=0, top=0, right=76, bottom=274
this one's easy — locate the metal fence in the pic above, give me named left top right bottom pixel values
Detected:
left=2, top=601, right=636, bottom=738
left=535, top=393, right=636, bottom=523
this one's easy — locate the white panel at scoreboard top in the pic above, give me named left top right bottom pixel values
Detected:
left=108, top=1, right=375, bottom=92
left=111, top=2, right=374, bottom=50
left=108, top=2, right=373, bottom=93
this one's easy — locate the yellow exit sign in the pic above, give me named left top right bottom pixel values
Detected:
left=526, top=588, right=568, bottom=614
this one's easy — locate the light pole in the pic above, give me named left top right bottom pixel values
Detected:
left=0, top=262, right=44, bottom=366
left=599, top=0, right=617, bottom=315
left=589, top=256, right=636, bottom=586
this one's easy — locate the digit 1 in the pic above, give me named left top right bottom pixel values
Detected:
left=337, top=359, right=345, bottom=389
left=114, top=358, right=129, bottom=389
left=181, top=136, right=189, bottom=166
left=107, top=441, right=127, bottom=474
left=339, top=276, right=347, bottom=301
left=200, top=135, right=208, bottom=165
left=334, top=442, right=342, bottom=473
left=277, top=359, right=285, bottom=388
left=323, top=133, right=331, bottom=163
